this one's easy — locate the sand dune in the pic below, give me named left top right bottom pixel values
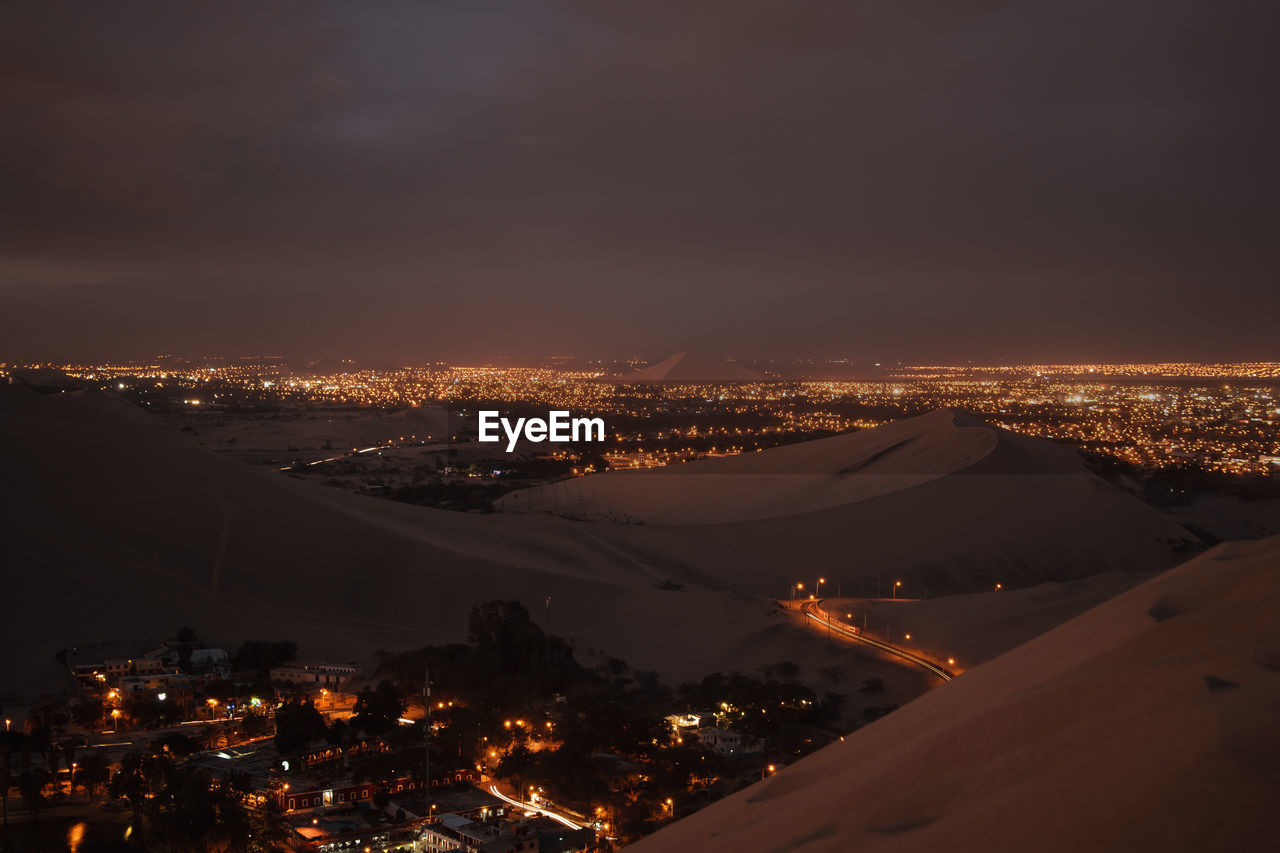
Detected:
left=0, top=389, right=1200, bottom=705
left=629, top=536, right=1280, bottom=852
left=497, top=410, right=1200, bottom=595
left=0, top=386, right=919, bottom=700
left=499, top=408, right=1003, bottom=522
left=820, top=570, right=1156, bottom=671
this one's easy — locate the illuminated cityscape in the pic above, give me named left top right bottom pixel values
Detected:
left=3, top=1, right=1278, bottom=849
left=8, top=360, right=1277, bottom=476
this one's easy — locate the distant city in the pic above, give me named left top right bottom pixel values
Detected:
left=9, top=359, right=1277, bottom=475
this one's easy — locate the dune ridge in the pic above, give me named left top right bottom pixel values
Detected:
left=628, top=536, right=1280, bottom=852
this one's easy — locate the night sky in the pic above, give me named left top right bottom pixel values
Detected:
left=1, top=1, right=1276, bottom=364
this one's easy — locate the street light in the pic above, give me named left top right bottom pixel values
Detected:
left=893, top=580, right=902, bottom=600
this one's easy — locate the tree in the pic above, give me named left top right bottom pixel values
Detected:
left=242, top=798, right=290, bottom=852
left=468, top=600, right=546, bottom=674
left=60, top=741, right=77, bottom=796
left=240, top=714, right=271, bottom=740
left=112, top=750, right=175, bottom=831
left=153, top=732, right=201, bottom=757
left=71, top=699, right=104, bottom=729
left=773, top=661, right=800, bottom=681
left=176, top=626, right=199, bottom=670
left=147, top=765, right=254, bottom=852
left=859, top=677, right=886, bottom=694
left=76, top=752, right=111, bottom=801
left=0, top=747, right=11, bottom=830
left=274, top=701, right=326, bottom=755
left=17, top=768, right=50, bottom=823
left=818, top=666, right=846, bottom=684
left=352, top=681, right=407, bottom=735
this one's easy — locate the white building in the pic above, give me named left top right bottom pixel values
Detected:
left=269, top=661, right=358, bottom=688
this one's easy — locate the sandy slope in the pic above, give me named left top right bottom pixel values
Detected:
left=629, top=537, right=1280, bottom=853
left=498, top=409, right=1163, bottom=524
left=819, top=571, right=1156, bottom=670
left=0, top=387, right=1200, bottom=706
left=0, top=386, right=922, bottom=703
left=497, top=410, right=1199, bottom=595
left=498, top=409, right=1000, bottom=522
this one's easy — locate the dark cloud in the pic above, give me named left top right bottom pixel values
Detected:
left=1, top=1, right=1276, bottom=362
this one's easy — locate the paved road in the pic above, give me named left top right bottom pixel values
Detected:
left=799, top=600, right=954, bottom=682
left=487, top=784, right=583, bottom=830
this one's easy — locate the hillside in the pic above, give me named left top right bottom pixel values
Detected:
left=497, top=410, right=1200, bottom=593
left=500, top=408, right=1004, bottom=522
left=0, top=386, right=920, bottom=701
left=0, top=389, right=1204, bottom=703
left=629, top=536, right=1280, bottom=853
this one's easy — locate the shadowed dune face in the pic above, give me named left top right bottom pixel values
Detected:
left=628, top=536, right=1280, bottom=853
left=0, top=388, right=1198, bottom=699
left=0, top=386, right=928, bottom=698
left=497, top=408, right=1137, bottom=524
left=500, top=408, right=1002, bottom=523
left=496, top=410, right=1200, bottom=594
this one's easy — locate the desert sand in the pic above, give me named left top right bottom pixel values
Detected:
left=499, top=409, right=1200, bottom=596
left=629, top=536, right=1280, bottom=852
left=0, top=388, right=1202, bottom=710
left=0, top=386, right=920, bottom=704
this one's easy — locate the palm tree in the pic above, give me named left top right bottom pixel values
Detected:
left=17, top=768, right=50, bottom=824
left=76, top=752, right=111, bottom=802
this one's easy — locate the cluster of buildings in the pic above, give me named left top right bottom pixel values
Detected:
left=190, top=736, right=588, bottom=852
left=65, top=639, right=233, bottom=720
left=664, top=711, right=755, bottom=758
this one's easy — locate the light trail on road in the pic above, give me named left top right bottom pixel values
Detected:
left=800, top=600, right=954, bottom=681
left=488, top=784, right=583, bottom=830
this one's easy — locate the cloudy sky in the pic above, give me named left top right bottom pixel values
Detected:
left=1, top=1, right=1276, bottom=363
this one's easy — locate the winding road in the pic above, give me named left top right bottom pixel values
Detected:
left=799, top=600, right=955, bottom=682
left=487, top=784, right=584, bottom=831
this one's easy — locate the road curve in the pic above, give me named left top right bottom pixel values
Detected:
left=488, top=784, right=584, bottom=830
left=799, top=600, right=955, bottom=682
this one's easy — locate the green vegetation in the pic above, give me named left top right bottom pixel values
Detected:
left=374, top=600, right=854, bottom=844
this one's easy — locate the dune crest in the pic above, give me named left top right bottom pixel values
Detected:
left=629, top=536, right=1280, bottom=852
left=615, top=352, right=761, bottom=382
left=501, top=410, right=1032, bottom=523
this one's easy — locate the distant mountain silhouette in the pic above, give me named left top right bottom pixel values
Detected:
left=617, top=352, right=760, bottom=382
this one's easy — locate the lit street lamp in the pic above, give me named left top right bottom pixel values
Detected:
left=893, top=580, right=902, bottom=600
